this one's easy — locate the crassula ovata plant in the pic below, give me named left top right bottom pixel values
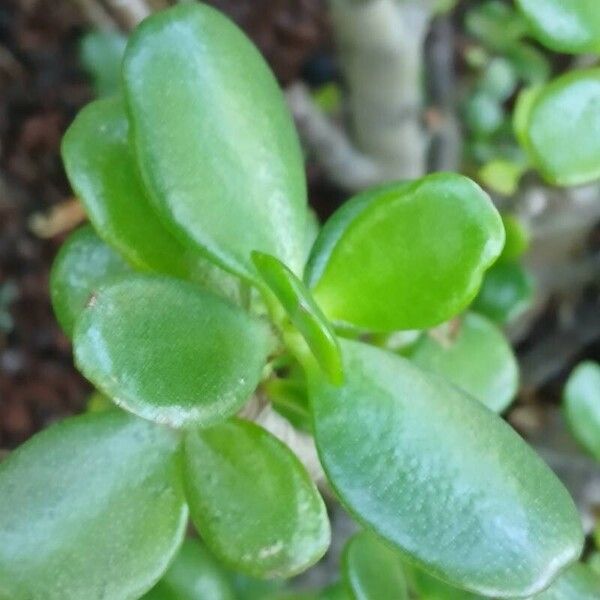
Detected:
left=0, top=3, right=591, bottom=600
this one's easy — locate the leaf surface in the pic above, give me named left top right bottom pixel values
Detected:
left=342, top=532, right=408, bottom=600
left=309, top=339, right=583, bottom=597
left=516, top=69, right=600, bottom=186
left=516, top=0, right=600, bottom=54
left=123, top=4, right=307, bottom=280
left=0, top=411, right=187, bottom=600
left=183, top=419, right=329, bottom=578
left=75, top=275, right=272, bottom=427
left=306, top=174, right=504, bottom=331
left=410, top=312, right=518, bottom=413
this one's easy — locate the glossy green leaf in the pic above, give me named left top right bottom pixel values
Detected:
left=309, top=339, right=582, bottom=598
left=306, top=174, right=504, bottom=332
left=123, top=4, right=307, bottom=280
left=253, top=252, right=342, bottom=384
left=516, top=69, right=600, bottom=186
left=516, top=0, right=600, bottom=54
left=342, top=532, right=408, bottom=600
left=183, top=419, right=330, bottom=578
left=409, top=312, right=518, bottom=413
left=527, top=563, right=600, bottom=599
left=79, top=31, right=126, bottom=97
left=143, top=539, right=235, bottom=600
left=50, top=225, right=130, bottom=337
left=563, top=361, right=600, bottom=461
left=0, top=411, right=187, bottom=600
left=63, top=97, right=206, bottom=281
left=471, top=261, right=534, bottom=324
left=74, top=275, right=272, bottom=427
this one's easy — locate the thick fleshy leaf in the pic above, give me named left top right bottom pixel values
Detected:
left=183, top=419, right=330, bottom=578
left=342, top=532, right=408, bottom=600
left=309, top=339, right=583, bottom=598
left=79, top=31, right=126, bottom=96
left=516, top=0, right=600, bottom=54
left=143, top=539, right=235, bottom=600
left=50, top=225, right=130, bottom=337
left=515, top=69, right=600, bottom=186
left=527, top=563, right=600, bottom=599
left=253, top=252, right=342, bottom=384
left=123, top=4, right=307, bottom=280
left=409, top=312, right=518, bottom=413
left=563, top=361, right=600, bottom=461
left=63, top=97, right=204, bottom=280
left=74, top=275, right=272, bottom=427
left=471, top=261, right=534, bottom=324
left=305, top=174, right=504, bottom=331
left=0, top=411, right=187, bottom=600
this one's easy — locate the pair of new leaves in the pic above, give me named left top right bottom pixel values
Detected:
left=0, top=4, right=584, bottom=600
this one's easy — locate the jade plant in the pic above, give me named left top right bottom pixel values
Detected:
left=0, top=4, right=588, bottom=600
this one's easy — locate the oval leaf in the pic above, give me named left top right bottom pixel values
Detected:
left=50, top=225, right=130, bottom=337
left=563, top=361, right=600, bottom=461
left=342, top=532, right=408, bottom=600
left=74, top=275, right=272, bottom=427
left=63, top=97, right=200, bottom=280
left=409, top=312, right=518, bottom=413
left=309, top=339, right=583, bottom=597
left=253, top=252, right=342, bottom=384
left=516, top=69, right=600, bottom=186
left=306, top=174, right=504, bottom=331
left=123, top=4, right=307, bottom=280
left=183, top=419, right=330, bottom=578
left=516, top=0, right=600, bottom=54
left=143, top=539, right=235, bottom=600
left=0, top=411, right=187, bottom=600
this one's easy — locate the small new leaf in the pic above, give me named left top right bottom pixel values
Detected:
left=253, top=251, right=343, bottom=384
